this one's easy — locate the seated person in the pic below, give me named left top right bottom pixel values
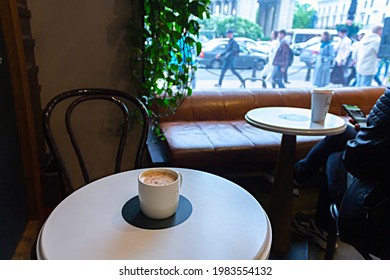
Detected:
left=292, top=87, right=390, bottom=252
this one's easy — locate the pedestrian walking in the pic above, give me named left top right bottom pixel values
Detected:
left=313, top=31, right=334, bottom=87
left=284, top=35, right=293, bottom=84
left=347, top=30, right=366, bottom=86
left=214, top=30, right=244, bottom=87
left=354, top=25, right=383, bottom=86
left=260, top=30, right=280, bottom=85
left=331, top=27, right=352, bottom=86
left=271, top=29, right=291, bottom=88
left=377, top=58, right=390, bottom=84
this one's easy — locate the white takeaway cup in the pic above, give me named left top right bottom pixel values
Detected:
left=138, top=168, right=182, bottom=219
left=310, top=88, right=334, bottom=123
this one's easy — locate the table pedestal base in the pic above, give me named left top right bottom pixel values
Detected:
left=269, top=134, right=296, bottom=256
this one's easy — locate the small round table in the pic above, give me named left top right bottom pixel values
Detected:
left=245, top=107, right=346, bottom=255
left=37, top=168, right=272, bottom=260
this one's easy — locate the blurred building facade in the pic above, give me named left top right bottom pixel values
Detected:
left=257, top=0, right=295, bottom=36
left=208, top=0, right=295, bottom=37
left=209, top=0, right=258, bottom=22
left=317, top=0, right=390, bottom=29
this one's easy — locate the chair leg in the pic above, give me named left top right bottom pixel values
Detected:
left=324, top=216, right=337, bottom=259
left=30, top=238, right=38, bottom=260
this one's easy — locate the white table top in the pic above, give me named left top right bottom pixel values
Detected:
left=37, top=168, right=272, bottom=260
left=245, top=107, right=347, bottom=136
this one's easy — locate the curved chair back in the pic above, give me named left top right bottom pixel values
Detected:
left=42, top=88, right=149, bottom=199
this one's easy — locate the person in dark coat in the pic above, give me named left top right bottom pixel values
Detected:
left=214, top=30, right=244, bottom=87
left=271, top=29, right=291, bottom=88
left=293, top=87, right=390, bottom=251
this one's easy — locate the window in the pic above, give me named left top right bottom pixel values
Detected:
left=223, top=2, right=228, bottom=15
left=217, top=45, right=226, bottom=52
left=215, top=4, right=220, bottom=15
left=194, top=0, right=390, bottom=89
left=295, top=34, right=318, bottom=44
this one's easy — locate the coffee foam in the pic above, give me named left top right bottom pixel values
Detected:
left=140, top=171, right=177, bottom=186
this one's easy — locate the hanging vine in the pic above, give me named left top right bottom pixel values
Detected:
left=128, top=0, right=210, bottom=120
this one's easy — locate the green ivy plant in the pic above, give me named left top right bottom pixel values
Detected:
left=128, top=0, right=210, bottom=125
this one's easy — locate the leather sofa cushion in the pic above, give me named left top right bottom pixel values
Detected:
left=161, top=87, right=385, bottom=123
left=158, top=87, right=386, bottom=174
left=161, top=120, right=324, bottom=173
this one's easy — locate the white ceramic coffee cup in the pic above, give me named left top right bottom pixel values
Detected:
left=138, top=168, right=182, bottom=219
left=311, top=88, right=334, bottom=123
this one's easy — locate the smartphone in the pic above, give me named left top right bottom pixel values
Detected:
left=342, top=104, right=367, bottom=127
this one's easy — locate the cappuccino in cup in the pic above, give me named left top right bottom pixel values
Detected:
left=138, top=168, right=182, bottom=219
left=139, top=171, right=177, bottom=186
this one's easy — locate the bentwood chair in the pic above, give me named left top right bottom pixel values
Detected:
left=42, top=88, right=149, bottom=200
left=32, top=89, right=149, bottom=260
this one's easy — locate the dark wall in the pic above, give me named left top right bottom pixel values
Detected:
left=0, top=25, right=28, bottom=259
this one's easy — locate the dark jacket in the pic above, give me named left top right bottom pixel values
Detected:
left=272, top=39, right=291, bottom=67
left=220, top=38, right=239, bottom=59
left=339, top=88, right=390, bottom=258
left=343, top=87, right=390, bottom=181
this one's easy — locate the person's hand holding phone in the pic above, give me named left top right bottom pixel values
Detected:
left=342, top=104, right=367, bottom=131
left=348, top=117, right=361, bottom=131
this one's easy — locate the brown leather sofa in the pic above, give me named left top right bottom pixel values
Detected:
left=154, top=87, right=385, bottom=175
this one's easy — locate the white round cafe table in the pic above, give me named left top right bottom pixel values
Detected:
left=36, top=168, right=272, bottom=260
left=245, top=107, right=346, bottom=255
left=245, top=107, right=347, bottom=136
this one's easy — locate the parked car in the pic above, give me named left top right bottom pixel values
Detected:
left=292, top=36, right=322, bottom=56
left=256, top=40, right=271, bottom=55
left=299, top=37, right=341, bottom=67
left=197, top=39, right=267, bottom=70
left=202, top=37, right=269, bottom=55
left=287, top=29, right=337, bottom=52
left=236, top=37, right=269, bottom=55
left=286, top=28, right=325, bottom=45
